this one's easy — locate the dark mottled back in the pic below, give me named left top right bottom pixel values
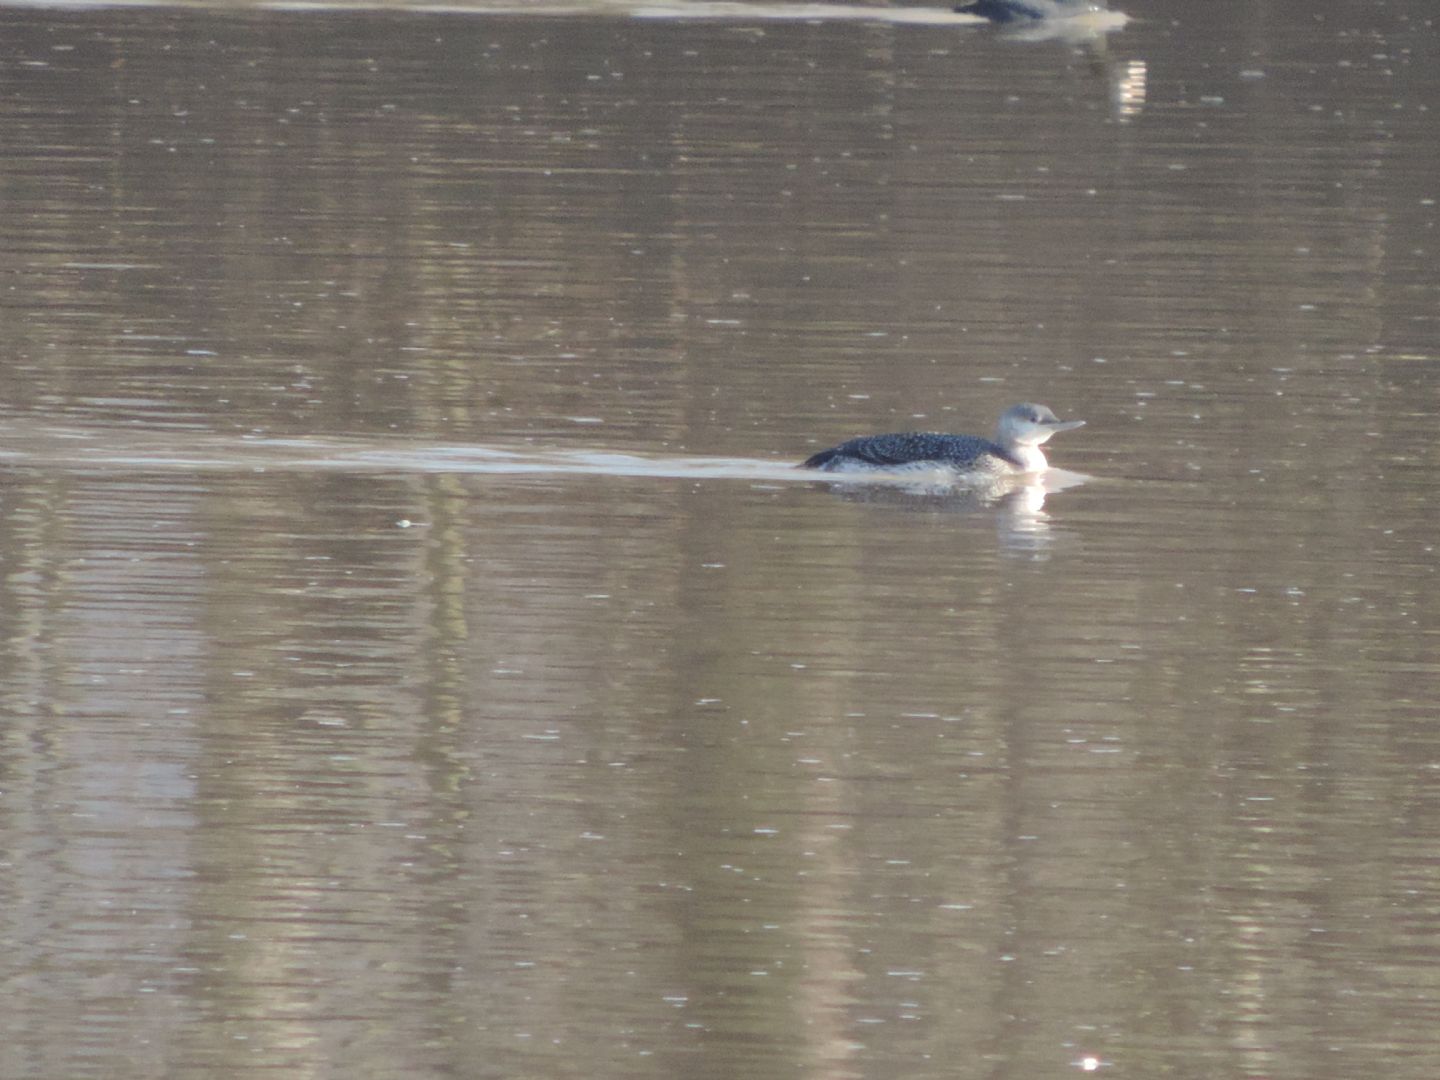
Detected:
left=801, top=431, right=1018, bottom=471
left=956, top=0, right=1082, bottom=22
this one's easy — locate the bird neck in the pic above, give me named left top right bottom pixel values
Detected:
left=1008, top=443, right=1049, bottom=472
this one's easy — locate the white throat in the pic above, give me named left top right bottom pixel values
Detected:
left=1011, top=443, right=1049, bottom=472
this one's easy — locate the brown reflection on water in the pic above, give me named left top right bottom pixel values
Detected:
left=4, top=452, right=1436, bottom=1078
left=1, top=2, right=1439, bottom=1079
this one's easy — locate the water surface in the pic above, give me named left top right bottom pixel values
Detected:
left=1, top=1, right=1438, bottom=1078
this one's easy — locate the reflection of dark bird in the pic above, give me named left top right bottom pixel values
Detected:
left=801, top=403, right=1085, bottom=479
left=811, top=477, right=1028, bottom=511
left=957, top=0, right=1105, bottom=22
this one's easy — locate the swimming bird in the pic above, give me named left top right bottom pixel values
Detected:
left=801, top=402, right=1084, bottom=478
left=957, top=0, right=1107, bottom=22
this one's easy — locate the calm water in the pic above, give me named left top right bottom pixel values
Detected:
left=1, top=0, right=1438, bottom=1077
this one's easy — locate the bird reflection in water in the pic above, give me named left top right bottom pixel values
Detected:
left=804, top=468, right=1089, bottom=557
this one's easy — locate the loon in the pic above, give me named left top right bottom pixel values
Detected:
left=801, top=402, right=1084, bottom=477
left=957, top=0, right=1107, bottom=23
